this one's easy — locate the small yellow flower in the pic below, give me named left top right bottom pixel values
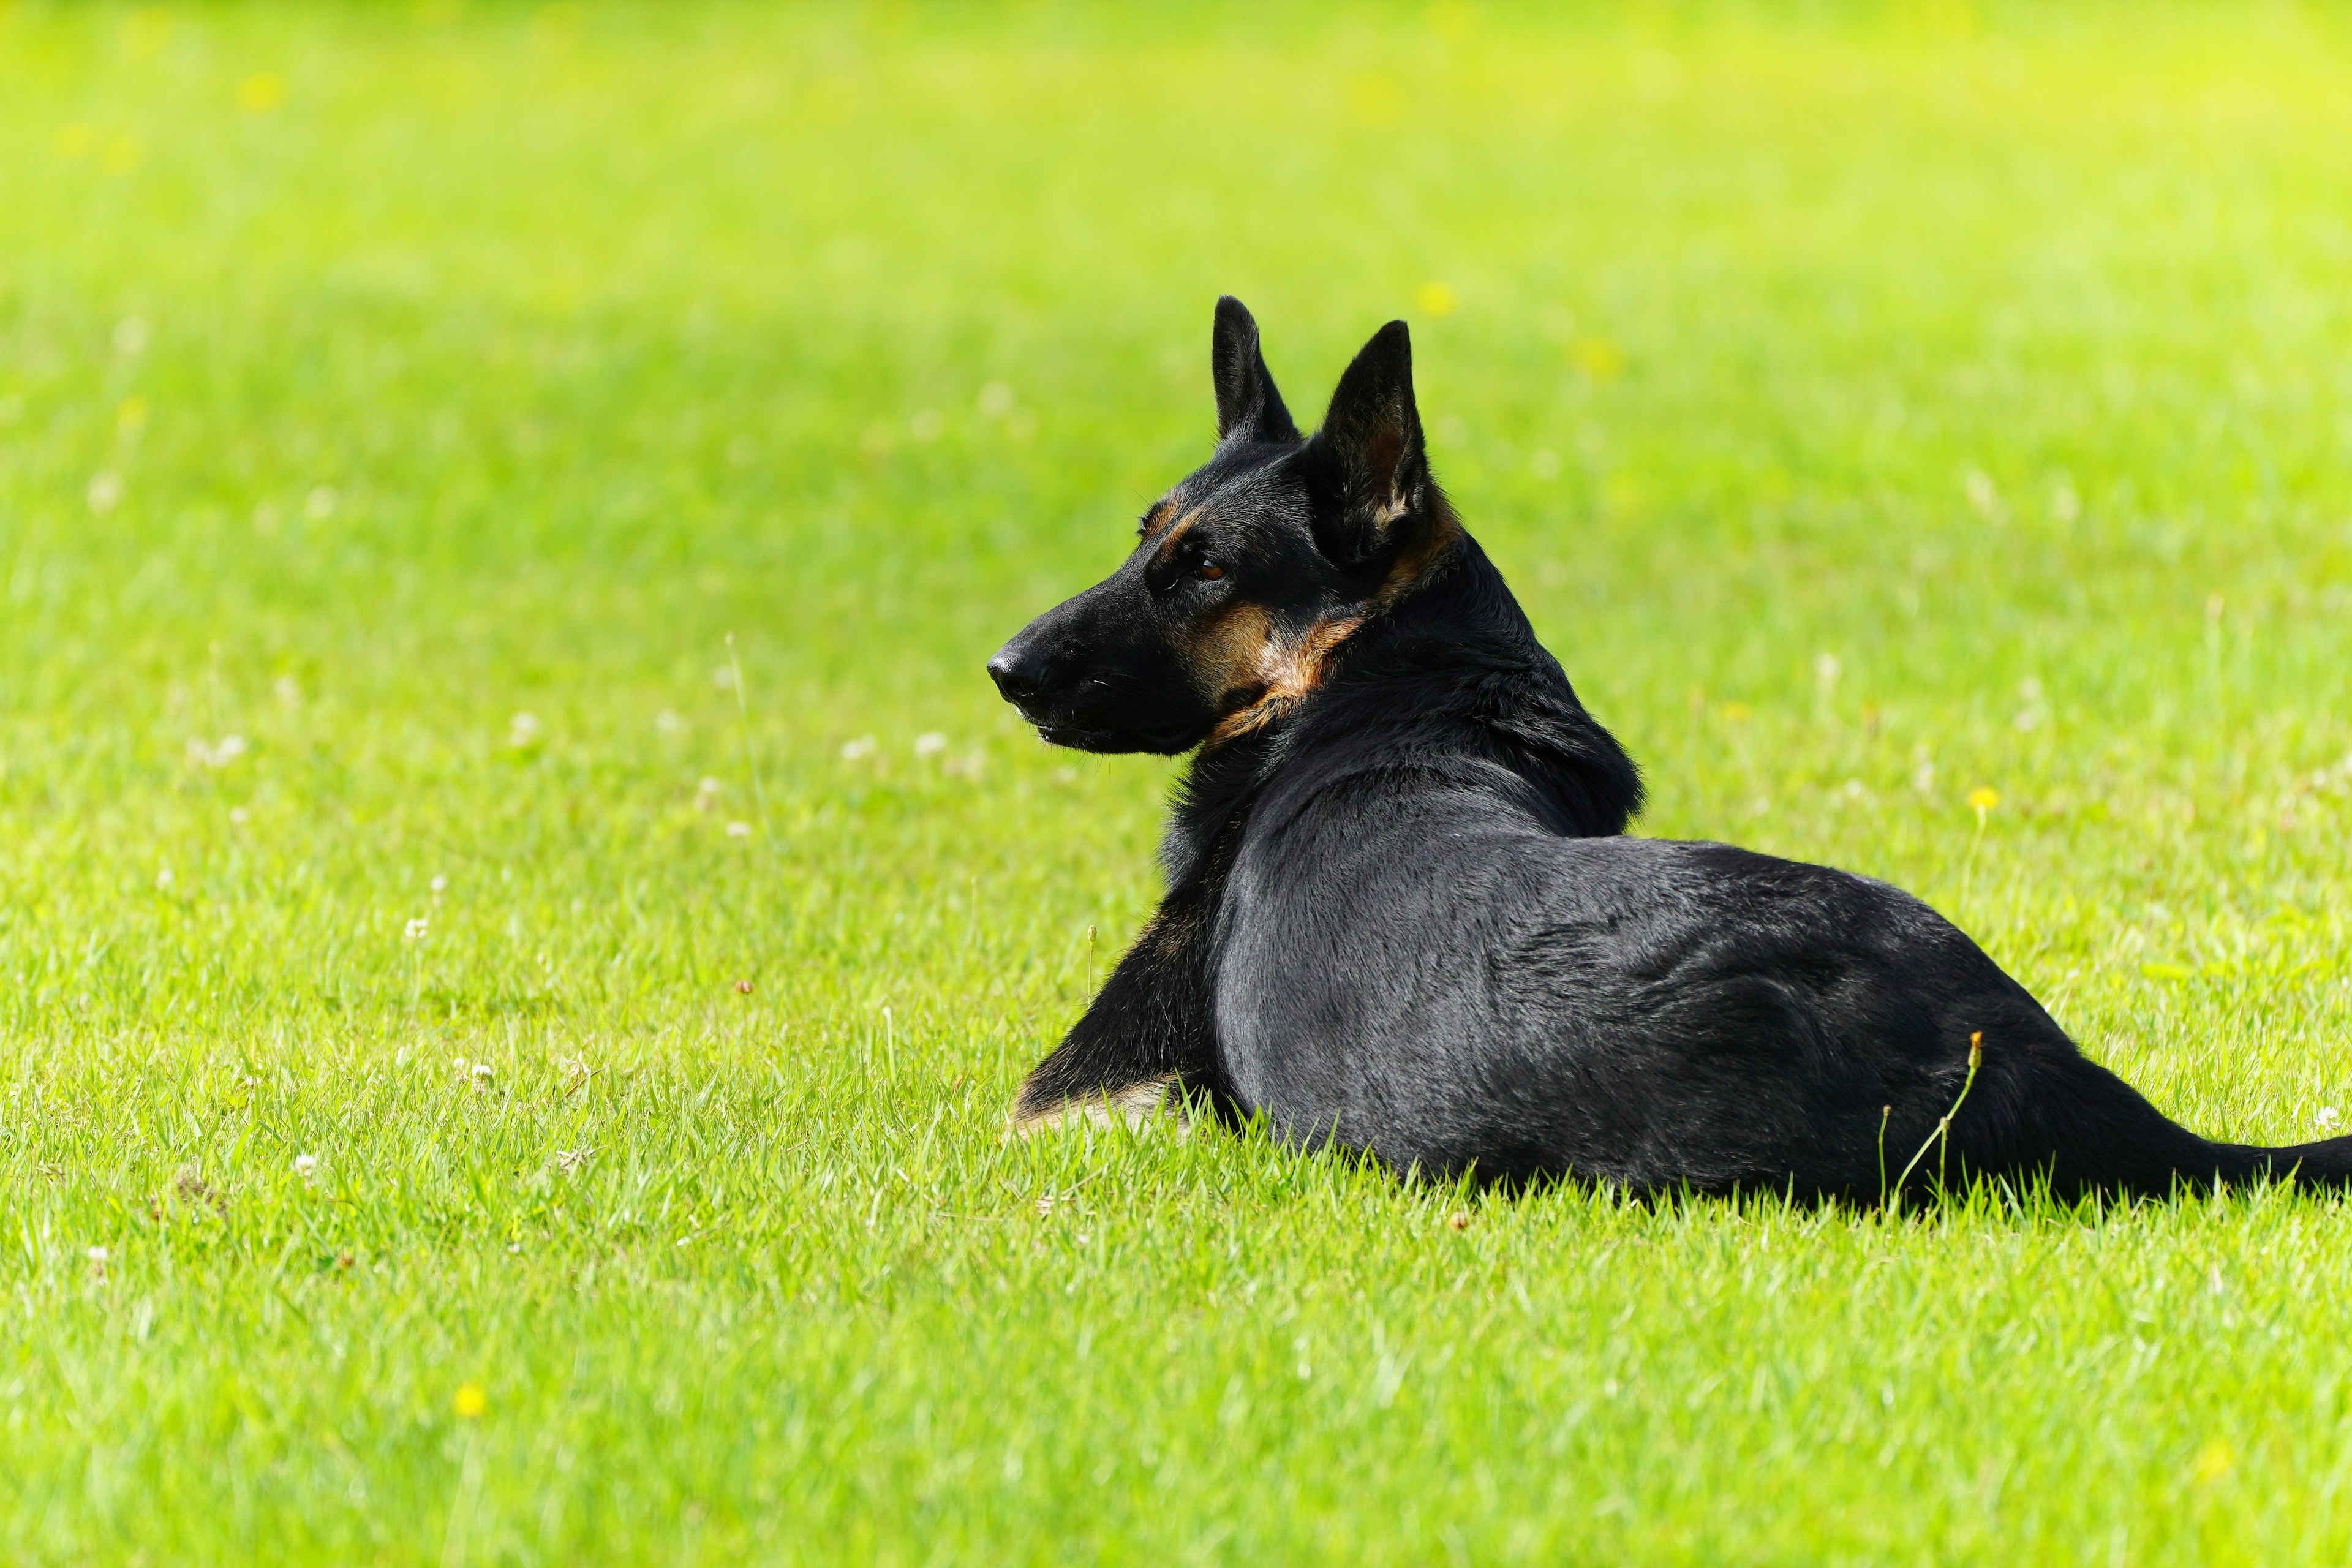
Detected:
left=237, top=72, right=287, bottom=115
left=124, top=7, right=172, bottom=58
left=453, top=1382, right=488, bottom=1419
left=2193, top=1439, right=2233, bottom=1482
left=1345, top=70, right=1403, bottom=126
left=118, top=395, right=149, bottom=431
left=1570, top=336, right=1625, bottom=380
left=1718, top=702, right=1752, bottom=723
left=1428, top=0, right=1478, bottom=41
left=1967, top=786, right=2000, bottom=815
left=1414, top=281, right=1458, bottom=318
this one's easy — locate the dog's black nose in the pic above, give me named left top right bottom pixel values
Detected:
left=987, top=648, right=1047, bottom=704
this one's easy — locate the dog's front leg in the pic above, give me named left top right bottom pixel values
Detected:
left=1009, top=886, right=1218, bottom=1136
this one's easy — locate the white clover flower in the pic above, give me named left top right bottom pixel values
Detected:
left=840, top=736, right=878, bottom=762
left=2318, top=1106, right=2340, bottom=1132
left=471, top=1061, right=494, bottom=1085
left=87, top=1245, right=110, bottom=1264
left=1963, top=467, right=2002, bottom=521
left=186, top=736, right=246, bottom=768
left=293, top=1153, right=317, bottom=1178
left=725, top=820, right=752, bottom=839
left=914, top=731, right=948, bottom=758
left=404, top=916, right=429, bottom=942
left=430, top=875, right=447, bottom=894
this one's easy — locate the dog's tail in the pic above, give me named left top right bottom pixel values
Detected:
left=2206, top=1134, right=2352, bottom=1190
left=1965, top=1046, right=2352, bottom=1198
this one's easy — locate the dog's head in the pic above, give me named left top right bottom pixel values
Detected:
left=987, top=298, right=1459, bottom=754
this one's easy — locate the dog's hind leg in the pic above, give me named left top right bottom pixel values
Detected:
left=1009, top=885, right=1221, bottom=1137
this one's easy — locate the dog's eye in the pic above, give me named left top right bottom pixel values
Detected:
left=1194, top=560, right=1226, bottom=582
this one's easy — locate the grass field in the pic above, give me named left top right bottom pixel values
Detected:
left=7, top=1, right=2352, bottom=1561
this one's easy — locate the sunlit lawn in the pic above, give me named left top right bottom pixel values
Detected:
left=6, top=2, right=2352, bottom=1562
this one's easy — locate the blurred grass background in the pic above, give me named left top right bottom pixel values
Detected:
left=6, top=2, right=2352, bottom=1562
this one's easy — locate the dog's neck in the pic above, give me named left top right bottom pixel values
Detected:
left=1159, top=529, right=1644, bottom=888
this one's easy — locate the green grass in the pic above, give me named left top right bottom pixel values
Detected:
left=7, top=1, right=2352, bottom=1561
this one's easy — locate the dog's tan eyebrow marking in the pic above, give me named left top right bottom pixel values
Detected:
left=1139, top=499, right=1182, bottom=538
left=1147, top=508, right=1204, bottom=568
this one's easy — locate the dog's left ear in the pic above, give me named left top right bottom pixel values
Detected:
left=1304, top=320, right=1427, bottom=569
left=1211, top=296, right=1301, bottom=445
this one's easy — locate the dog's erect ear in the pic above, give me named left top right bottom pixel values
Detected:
left=1305, top=320, right=1427, bottom=568
left=1211, top=296, right=1300, bottom=445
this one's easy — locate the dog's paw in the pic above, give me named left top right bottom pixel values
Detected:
left=1008, top=1074, right=1187, bottom=1137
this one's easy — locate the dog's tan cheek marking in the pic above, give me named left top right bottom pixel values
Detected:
left=1183, top=600, right=1274, bottom=705
left=1263, top=614, right=1363, bottom=703
left=1191, top=498, right=1464, bottom=753
left=1205, top=610, right=1363, bottom=747
left=1008, top=1074, right=1186, bottom=1136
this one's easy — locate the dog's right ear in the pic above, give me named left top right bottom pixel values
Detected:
left=1211, top=296, right=1300, bottom=445
left=1302, top=319, right=1427, bottom=570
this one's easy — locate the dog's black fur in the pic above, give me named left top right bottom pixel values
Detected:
left=986, top=297, right=2351, bottom=1200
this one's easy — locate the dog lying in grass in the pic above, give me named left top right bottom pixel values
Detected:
left=986, top=296, right=2349, bottom=1200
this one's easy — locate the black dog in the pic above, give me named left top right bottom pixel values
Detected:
left=986, top=297, right=2348, bottom=1200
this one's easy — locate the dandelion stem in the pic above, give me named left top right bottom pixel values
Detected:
left=440, top=1422, right=487, bottom=1568
left=1876, top=1103, right=1891, bottom=1207
left=725, top=633, right=776, bottom=846
left=1959, top=812, right=1988, bottom=921
left=1891, top=1030, right=1985, bottom=1207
